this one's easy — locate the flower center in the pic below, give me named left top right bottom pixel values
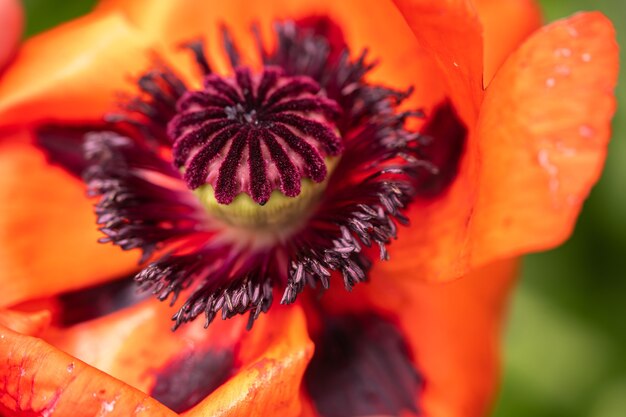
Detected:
left=168, top=66, right=343, bottom=229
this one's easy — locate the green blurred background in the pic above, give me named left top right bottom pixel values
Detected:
left=20, top=0, right=625, bottom=416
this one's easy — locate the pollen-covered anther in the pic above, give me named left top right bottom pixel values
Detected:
left=168, top=66, right=343, bottom=207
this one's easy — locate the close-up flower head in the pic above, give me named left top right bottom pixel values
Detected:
left=0, top=0, right=620, bottom=416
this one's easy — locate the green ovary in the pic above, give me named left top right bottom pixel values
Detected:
left=195, top=157, right=339, bottom=231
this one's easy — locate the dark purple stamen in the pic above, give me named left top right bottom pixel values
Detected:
left=104, top=66, right=188, bottom=147
left=168, top=66, right=342, bottom=205
left=221, top=25, right=242, bottom=68
left=82, top=131, right=205, bottom=263
left=181, top=39, right=212, bottom=75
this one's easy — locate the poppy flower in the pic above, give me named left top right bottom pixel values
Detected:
left=0, top=0, right=618, bottom=416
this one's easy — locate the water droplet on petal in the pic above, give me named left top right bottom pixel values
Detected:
left=579, top=124, right=595, bottom=139
left=554, top=47, right=572, bottom=58
left=537, top=150, right=560, bottom=194
left=554, top=65, right=571, bottom=76
left=100, top=400, right=116, bottom=415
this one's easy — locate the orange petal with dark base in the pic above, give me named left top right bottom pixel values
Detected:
left=385, top=11, right=617, bottom=283
left=321, top=258, right=519, bottom=417
left=0, top=131, right=138, bottom=307
left=473, top=0, right=542, bottom=83
left=0, top=10, right=154, bottom=128
left=0, top=325, right=176, bottom=417
left=184, top=304, right=313, bottom=417
left=391, top=259, right=518, bottom=417
left=42, top=298, right=313, bottom=416
left=44, top=299, right=247, bottom=396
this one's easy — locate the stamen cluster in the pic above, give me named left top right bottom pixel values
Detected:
left=74, top=20, right=446, bottom=329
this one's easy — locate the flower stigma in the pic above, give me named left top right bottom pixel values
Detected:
left=167, top=66, right=343, bottom=237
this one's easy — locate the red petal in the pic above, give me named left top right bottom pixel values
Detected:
left=471, top=12, right=618, bottom=266
left=0, top=131, right=138, bottom=307
left=0, top=308, right=51, bottom=337
left=396, top=259, right=518, bottom=417
left=0, top=324, right=176, bottom=417
left=387, top=11, right=617, bottom=282
left=44, top=299, right=246, bottom=395
left=0, top=0, right=22, bottom=70
left=184, top=304, right=313, bottom=417
left=41, top=298, right=313, bottom=416
left=0, top=10, right=155, bottom=128
left=392, top=0, right=484, bottom=124
left=474, top=0, right=542, bottom=83
left=322, top=258, right=520, bottom=417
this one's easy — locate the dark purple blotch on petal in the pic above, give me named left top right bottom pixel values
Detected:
left=35, top=124, right=104, bottom=178
left=414, top=100, right=467, bottom=197
left=305, top=313, right=422, bottom=417
left=151, top=348, right=237, bottom=413
left=57, top=274, right=148, bottom=326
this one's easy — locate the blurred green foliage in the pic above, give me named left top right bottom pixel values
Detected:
left=19, top=1, right=625, bottom=416
left=22, top=0, right=96, bottom=37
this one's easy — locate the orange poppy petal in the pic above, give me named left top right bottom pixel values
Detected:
left=185, top=304, right=313, bottom=417
left=0, top=308, right=51, bottom=337
left=470, top=11, right=618, bottom=267
left=0, top=0, right=22, bottom=70
left=382, top=11, right=617, bottom=283
left=0, top=325, right=176, bottom=417
left=0, top=10, right=154, bottom=128
left=322, top=258, right=519, bottom=417
left=473, top=0, right=542, bottom=83
left=96, top=0, right=445, bottom=111
left=395, top=259, right=519, bottom=417
left=43, top=298, right=313, bottom=416
left=44, top=298, right=247, bottom=397
left=392, top=0, right=484, bottom=124
left=0, top=130, right=138, bottom=307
